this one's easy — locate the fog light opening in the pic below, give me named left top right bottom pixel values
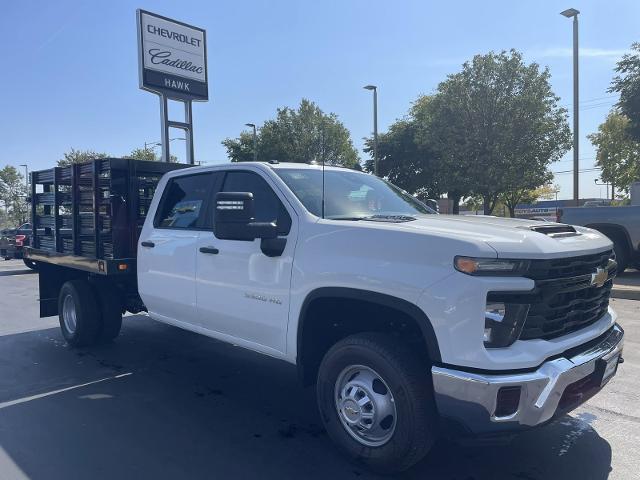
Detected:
left=495, top=386, right=521, bottom=418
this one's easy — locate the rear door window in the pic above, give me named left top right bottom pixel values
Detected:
left=155, top=173, right=214, bottom=229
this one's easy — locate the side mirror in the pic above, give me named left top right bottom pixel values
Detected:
left=214, top=192, right=277, bottom=241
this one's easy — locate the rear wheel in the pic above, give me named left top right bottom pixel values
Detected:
left=58, top=280, right=102, bottom=347
left=316, top=333, right=437, bottom=473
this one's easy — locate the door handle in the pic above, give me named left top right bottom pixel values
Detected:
left=141, top=241, right=155, bottom=248
left=199, top=246, right=219, bottom=255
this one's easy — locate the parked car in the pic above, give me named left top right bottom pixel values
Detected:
left=26, top=159, right=624, bottom=473
left=559, top=205, right=640, bottom=272
left=0, top=223, right=37, bottom=268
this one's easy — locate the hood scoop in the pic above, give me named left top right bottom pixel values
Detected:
left=526, top=224, right=579, bottom=238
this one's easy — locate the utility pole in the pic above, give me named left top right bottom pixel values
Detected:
left=364, top=85, right=379, bottom=176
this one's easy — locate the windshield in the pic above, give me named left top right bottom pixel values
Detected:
left=275, top=168, right=435, bottom=219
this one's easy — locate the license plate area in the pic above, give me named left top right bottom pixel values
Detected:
left=598, top=352, right=621, bottom=387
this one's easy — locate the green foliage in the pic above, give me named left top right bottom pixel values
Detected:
left=222, top=99, right=360, bottom=168
left=609, top=43, right=640, bottom=142
left=362, top=51, right=570, bottom=214
left=127, top=146, right=179, bottom=163
left=588, top=112, right=640, bottom=195
left=0, top=165, right=28, bottom=227
left=428, top=50, right=571, bottom=214
left=58, top=148, right=109, bottom=167
left=363, top=96, right=443, bottom=201
left=129, top=147, right=158, bottom=162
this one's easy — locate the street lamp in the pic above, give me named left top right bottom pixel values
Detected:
left=145, top=138, right=185, bottom=150
left=561, top=7, right=580, bottom=205
left=595, top=178, right=613, bottom=200
left=245, top=123, right=258, bottom=162
left=363, top=85, right=378, bottom=176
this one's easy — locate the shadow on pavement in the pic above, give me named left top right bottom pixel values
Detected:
left=0, top=316, right=613, bottom=480
left=0, top=269, right=36, bottom=277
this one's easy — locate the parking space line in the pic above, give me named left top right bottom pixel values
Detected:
left=0, top=372, right=133, bottom=410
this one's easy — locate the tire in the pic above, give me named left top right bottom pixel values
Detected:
left=58, top=280, right=102, bottom=347
left=612, top=241, right=629, bottom=274
left=317, top=333, right=437, bottom=473
left=94, top=282, right=123, bottom=343
left=23, top=259, right=38, bottom=270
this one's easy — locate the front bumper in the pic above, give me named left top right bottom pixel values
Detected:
left=432, top=323, right=624, bottom=436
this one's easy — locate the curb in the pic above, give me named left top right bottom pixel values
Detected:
left=611, top=286, right=640, bottom=301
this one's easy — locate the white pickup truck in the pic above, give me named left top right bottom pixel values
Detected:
left=26, top=160, right=624, bottom=473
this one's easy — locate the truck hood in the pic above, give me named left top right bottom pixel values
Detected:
left=385, top=214, right=612, bottom=259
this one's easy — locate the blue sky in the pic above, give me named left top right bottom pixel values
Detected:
left=1, top=0, right=638, bottom=200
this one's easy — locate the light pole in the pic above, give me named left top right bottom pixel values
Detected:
left=19, top=164, right=29, bottom=223
left=594, top=178, right=612, bottom=200
left=561, top=8, right=580, bottom=205
left=245, top=123, right=258, bottom=162
left=144, top=138, right=185, bottom=159
left=363, top=85, right=378, bottom=176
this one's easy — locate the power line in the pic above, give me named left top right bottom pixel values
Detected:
left=552, top=167, right=601, bottom=175
left=556, top=157, right=596, bottom=163
left=559, top=94, right=617, bottom=108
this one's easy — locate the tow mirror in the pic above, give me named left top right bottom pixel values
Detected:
left=214, top=192, right=277, bottom=241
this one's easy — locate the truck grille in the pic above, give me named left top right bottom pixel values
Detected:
left=521, top=250, right=616, bottom=340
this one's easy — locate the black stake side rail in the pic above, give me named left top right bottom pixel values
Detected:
left=25, top=158, right=188, bottom=275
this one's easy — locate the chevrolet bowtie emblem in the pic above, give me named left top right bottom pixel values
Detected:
left=590, top=267, right=608, bottom=288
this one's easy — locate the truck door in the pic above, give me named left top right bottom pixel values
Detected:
left=195, top=169, right=296, bottom=354
left=138, top=172, right=217, bottom=326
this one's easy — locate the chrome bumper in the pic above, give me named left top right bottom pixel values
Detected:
left=431, top=324, right=624, bottom=436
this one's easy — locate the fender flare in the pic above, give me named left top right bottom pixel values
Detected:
left=296, top=287, right=442, bottom=365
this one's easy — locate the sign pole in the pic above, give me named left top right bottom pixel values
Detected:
left=137, top=9, right=208, bottom=165
left=159, top=94, right=171, bottom=163
left=184, top=100, right=194, bottom=165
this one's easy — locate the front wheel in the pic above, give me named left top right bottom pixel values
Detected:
left=317, top=333, right=438, bottom=473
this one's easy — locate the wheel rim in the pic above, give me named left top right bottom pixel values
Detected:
left=334, top=365, right=397, bottom=447
left=62, top=294, right=77, bottom=334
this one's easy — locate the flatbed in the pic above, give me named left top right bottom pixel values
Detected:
left=25, top=158, right=187, bottom=315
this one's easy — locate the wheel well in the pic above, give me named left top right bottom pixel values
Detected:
left=585, top=224, right=632, bottom=254
left=297, top=291, right=439, bottom=386
left=38, top=263, right=86, bottom=317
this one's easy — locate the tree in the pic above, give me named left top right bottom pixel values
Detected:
left=58, top=148, right=109, bottom=167
left=0, top=166, right=28, bottom=227
left=588, top=112, right=640, bottom=195
left=499, top=181, right=558, bottom=218
left=363, top=96, right=444, bottom=202
left=222, top=99, right=360, bottom=168
left=427, top=50, right=571, bottom=214
left=609, top=43, right=640, bottom=142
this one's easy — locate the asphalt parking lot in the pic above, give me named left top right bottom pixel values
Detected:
left=0, top=259, right=638, bottom=480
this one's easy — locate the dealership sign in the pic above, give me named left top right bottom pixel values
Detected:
left=137, top=10, right=208, bottom=101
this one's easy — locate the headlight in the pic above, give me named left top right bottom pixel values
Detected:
left=484, top=300, right=530, bottom=348
left=455, top=256, right=530, bottom=276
